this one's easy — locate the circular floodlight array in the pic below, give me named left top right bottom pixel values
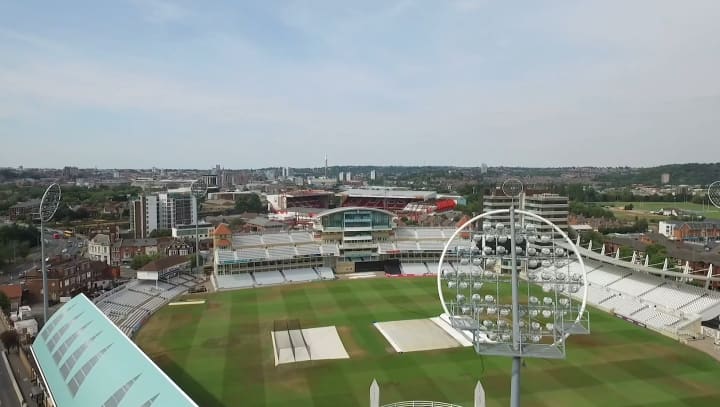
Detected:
left=709, top=181, right=720, bottom=209
left=39, top=183, right=62, bottom=222
left=501, top=178, right=523, bottom=198
left=437, top=209, right=588, bottom=358
left=190, top=178, right=208, bottom=198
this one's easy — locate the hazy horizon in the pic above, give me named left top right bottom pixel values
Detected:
left=2, top=1, right=720, bottom=168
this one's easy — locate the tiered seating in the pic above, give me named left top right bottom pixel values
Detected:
left=238, top=247, right=268, bottom=260
left=141, top=296, right=168, bottom=312
left=233, top=234, right=264, bottom=246
left=602, top=295, right=645, bottom=316
left=680, top=293, right=720, bottom=315
left=263, top=233, right=292, bottom=244
left=159, top=285, right=187, bottom=300
left=641, top=284, right=704, bottom=309
left=608, top=273, right=663, bottom=297
left=378, top=242, right=396, bottom=252
left=295, top=244, right=321, bottom=256
left=253, top=271, right=286, bottom=285
left=400, top=263, right=429, bottom=275
left=415, top=229, right=445, bottom=239
left=320, top=244, right=339, bottom=255
left=395, top=229, right=417, bottom=239
left=396, top=241, right=419, bottom=251
left=98, top=302, right=134, bottom=324
left=216, top=273, right=255, bottom=289
left=316, top=267, right=335, bottom=280
left=267, top=245, right=297, bottom=260
left=119, top=309, right=150, bottom=336
left=417, top=241, right=445, bottom=251
left=643, top=311, right=681, bottom=329
left=290, top=233, right=313, bottom=243
left=109, top=290, right=152, bottom=307
left=586, top=266, right=627, bottom=287
left=283, top=268, right=320, bottom=283
left=585, top=285, right=616, bottom=304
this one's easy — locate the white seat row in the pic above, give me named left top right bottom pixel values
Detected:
left=396, top=241, right=419, bottom=251
left=316, top=267, right=335, bottom=280
left=253, top=270, right=286, bottom=285
left=400, top=263, right=429, bottom=275
left=641, top=285, right=702, bottom=309
left=608, top=273, right=663, bottom=297
left=283, top=268, right=320, bottom=283
left=320, top=244, right=339, bottom=255
left=680, top=295, right=720, bottom=315
left=262, top=233, right=292, bottom=244
left=602, top=295, right=645, bottom=316
left=295, top=244, right=321, bottom=256
left=216, top=273, right=255, bottom=289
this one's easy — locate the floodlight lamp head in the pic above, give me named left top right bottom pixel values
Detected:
left=501, top=178, right=523, bottom=198
left=190, top=179, right=208, bottom=198
left=39, top=183, right=62, bottom=222
left=709, top=181, right=720, bottom=209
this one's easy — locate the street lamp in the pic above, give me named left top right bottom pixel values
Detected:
left=190, top=179, right=208, bottom=275
left=437, top=180, right=589, bottom=407
left=39, top=183, right=61, bottom=325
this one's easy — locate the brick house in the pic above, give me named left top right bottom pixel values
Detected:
left=24, top=257, right=110, bottom=302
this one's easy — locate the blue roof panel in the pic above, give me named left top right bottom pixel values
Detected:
left=32, top=294, right=197, bottom=407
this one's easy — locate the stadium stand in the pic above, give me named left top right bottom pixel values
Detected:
left=641, top=284, right=706, bottom=310
left=607, top=273, right=663, bottom=297
left=267, top=245, right=298, bottom=260
left=283, top=268, right=321, bottom=283
left=216, top=273, right=255, bottom=289
left=400, top=262, right=429, bottom=275
left=316, top=267, right=336, bottom=280
left=296, top=244, right=322, bottom=256
left=95, top=278, right=193, bottom=337
left=254, top=270, right=286, bottom=285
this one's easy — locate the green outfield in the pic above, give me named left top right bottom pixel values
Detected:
left=136, top=278, right=720, bottom=407
left=602, top=201, right=720, bottom=220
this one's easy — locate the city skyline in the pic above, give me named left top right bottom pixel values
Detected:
left=2, top=1, right=720, bottom=168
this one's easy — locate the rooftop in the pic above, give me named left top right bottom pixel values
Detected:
left=32, top=294, right=197, bottom=406
left=138, top=255, right=190, bottom=271
left=339, top=188, right=436, bottom=200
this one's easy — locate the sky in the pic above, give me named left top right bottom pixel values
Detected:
left=1, top=0, right=720, bottom=169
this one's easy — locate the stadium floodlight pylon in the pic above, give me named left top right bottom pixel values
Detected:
left=709, top=181, right=720, bottom=209
left=39, top=183, right=62, bottom=325
left=437, top=179, right=589, bottom=407
left=190, top=179, right=208, bottom=275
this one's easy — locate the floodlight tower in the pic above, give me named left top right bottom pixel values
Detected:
left=190, top=179, right=208, bottom=275
left=437, top=179, right=589, bottom=407
left=39, top=183, right=62, bottom=325
left=709, top=181, right=720, bottom=210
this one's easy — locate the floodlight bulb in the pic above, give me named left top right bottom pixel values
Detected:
left=555, top=271, right=566, bottom=280
left=496, top=246, right=507, bottom=255
left=542, top=310, right=553, bottom=318
left=543, top=297, right=553, bottom=305
left=529, top=296, right=539, bottom=304
left=541, top=247, right=551, bottom=256
left=546, top=323, right=554, bottom=330
left=472, top=293, right=482, bottom=302
left=527, top=272, right=538, bottom=281
left=529, top=310, right=539, bottom=318
left=570, top=285, right=580, bottom=293
left=541, top=234, right=551, bottom=243
left=555, top=248, right=565, bottom=256
left=484, top=295, right=495, bottom=303
left=498, top=235, right=508, bottom=244
left=531, top=321, right=541, bottom=330
left=483, top=247, right=494, bottom=255
left=559, top=298, right=569, bottom=307
left=542, top=284, right=552, bottom=293
left=486, top=235, right=496, bottom=242
left=571, top=273, right=581, bottom=281
left=501, top=333, right=511, bottom=342
left=456, top=294, right=465, bottom=303
left=459, top=282, right=469, bottom=289
left=448, top=281, right=456, bottom=288
left=528, top=259, right=539, bottom=268
left=472, top=257, right=482, bottom=266
left=527, top=247, right=537, bottom=256
left=483, top=320, right=494, bottom=328
left=495, top=223, right=504, bottom=230
left=499, top=308, right=510, bottom=317
left=541, top=271, right=552, bottom=281
left=473, top=282, right=483, bottom=290
left=531, top=335, right=541, bottom=343
left=498, top=320, right=508, bottom=328
left=460, top=258, right=470, bottom=265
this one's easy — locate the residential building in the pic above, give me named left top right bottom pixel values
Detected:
left=0, top=284, right=22, bottom=312
left=130, top=192, right=197, bottom=238
left=88, top=233, right=112, bottom=265
left=9, top=199, right=41, bottom=221
left=658, top=220, right=720, bottom=242
left=213, top=223, right=233, bottom=250
left=524, top=193, right=569, bottom=235
left=24, top=257, right=109, bottom=302
left=162, top=239, right=194, bottom=257
left=172, top=223, right=214, bottom=240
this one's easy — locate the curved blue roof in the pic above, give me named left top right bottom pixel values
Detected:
left=32, top=294, right=197, bottom=407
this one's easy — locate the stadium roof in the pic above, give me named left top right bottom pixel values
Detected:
left=338, top=188, right=436, bottom=200
left=31, top=294, right=197, bottom=407
left=315, top=206, right=397, bottom=219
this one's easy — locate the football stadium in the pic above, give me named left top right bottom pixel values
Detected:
left=29, top=207, right=720, bottom=406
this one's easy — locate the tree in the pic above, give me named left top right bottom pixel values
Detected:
left=234, top=194, right=265, bottom=213
left=149, top=229, right=172, bottom=238
left=0, top=291, right=9, bottom=314
left=131, top=253, right=160, bottom=270
left=624, top=203, right=634, bottom=210
left=0, top=330, right=19, bottom=352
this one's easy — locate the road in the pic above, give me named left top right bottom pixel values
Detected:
left=0, top=229, right=87, bottom=284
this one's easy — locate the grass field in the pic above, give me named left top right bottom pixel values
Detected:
left=600, top=201, right=720, bottom=221
left=136, top=278, right=720, bottom=407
